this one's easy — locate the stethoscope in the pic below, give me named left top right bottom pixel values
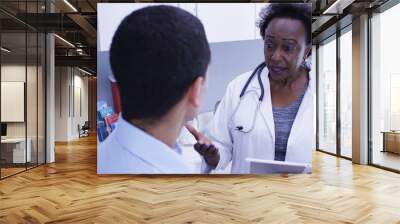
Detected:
left=230, top=62, right=266, bottom=133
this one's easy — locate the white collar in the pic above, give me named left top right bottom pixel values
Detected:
left=247, top=65, right=314, bottom=93
left=113, top=115, right=192, bottom=173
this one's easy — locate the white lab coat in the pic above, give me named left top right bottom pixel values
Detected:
left=205, top=67, right=315, bottom=174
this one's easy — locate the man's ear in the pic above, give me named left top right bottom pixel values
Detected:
left=187, top=76, right=206, bottom=108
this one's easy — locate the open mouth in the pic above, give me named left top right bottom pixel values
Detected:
left=269, top=66, right=287, bottom=74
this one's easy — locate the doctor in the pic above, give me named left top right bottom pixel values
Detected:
left=187, top=3, right=314, bottom=174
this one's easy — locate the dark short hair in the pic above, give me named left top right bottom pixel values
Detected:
left=258, top=3, right=312, bottom=44
left=110, top=5, right=211, bottom=121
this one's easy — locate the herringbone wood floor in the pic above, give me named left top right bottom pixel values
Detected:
left=0, top=135, right=400, bottom=223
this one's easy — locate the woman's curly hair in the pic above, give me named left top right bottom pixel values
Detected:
left=257, top=3, right=312, bottom=44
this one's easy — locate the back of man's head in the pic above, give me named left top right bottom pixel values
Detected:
left=110, top=5, right=211, bottom=121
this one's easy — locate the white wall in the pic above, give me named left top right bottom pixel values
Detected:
left=71, top=73, right=89, bottom=138
left=97, top=3, right=270, bottom=112
left=1, top=64, right=26, bottom=81
left=98, top=39, right=264, bottom=113
left=1, top=63, right=46, bottom=164
left=1, top=65, right=31, bottom=138
left=1, top=82, right=25, bottom=122
left=1, top=65, right=26, bottom=128
left=55, top=67, right=89, bottom=141
left=97, top=3, right=179, bottom=52
left=196, top=3, right=257, bottom=43
left=97, top=3, right=268, bottom=51
left=55, top=67, right=69, bottom=141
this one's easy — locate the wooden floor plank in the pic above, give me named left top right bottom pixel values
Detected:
left=0, top=135, right=399, bottom=223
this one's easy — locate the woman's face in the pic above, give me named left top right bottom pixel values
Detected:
left=264, top=17, right=310, bottom=81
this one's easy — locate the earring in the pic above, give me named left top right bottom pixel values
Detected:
left=301, top=58, right=307, bottom=68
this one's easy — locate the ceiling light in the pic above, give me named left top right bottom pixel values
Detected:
left=1, top=47, right=11, bottom=53
left=323, top=0, right=340, bottom=14
left=323, top=0, right=355, bottom=15
left=54, top=34, right=75, bottom=48
left=63, top=0, right=78, bottom=12
left=78, top=67, right=92, bottom=76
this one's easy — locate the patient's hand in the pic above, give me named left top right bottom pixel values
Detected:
left=185, top=124, right=220, bottom=169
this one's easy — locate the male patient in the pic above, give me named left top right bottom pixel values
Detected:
left=98, top=5, right=211, bottom=174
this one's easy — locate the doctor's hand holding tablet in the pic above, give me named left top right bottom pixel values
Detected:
left=187, top=3, right=314, bottom=174
left=186, top=122, right=311, bottom=175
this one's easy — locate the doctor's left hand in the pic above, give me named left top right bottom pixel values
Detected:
left=185, top=124, right=220, bottom=169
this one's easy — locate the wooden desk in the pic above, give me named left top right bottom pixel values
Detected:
left=381, top=131, right=400, bottom=154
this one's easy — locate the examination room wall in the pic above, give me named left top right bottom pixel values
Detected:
left=97, top=3, right=266, bottom=112
left=97, top=39, right=263, bottom=113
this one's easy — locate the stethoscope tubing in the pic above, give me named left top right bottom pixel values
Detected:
left=239, top=62, right=266, bottom=101
left=230, top=62, right=266, bottom=133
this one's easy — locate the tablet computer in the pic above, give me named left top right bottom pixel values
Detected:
left=246, top=158, right=311, bottom=174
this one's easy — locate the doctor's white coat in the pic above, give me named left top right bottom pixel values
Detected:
left=205, top=67, right=315, bottom=174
